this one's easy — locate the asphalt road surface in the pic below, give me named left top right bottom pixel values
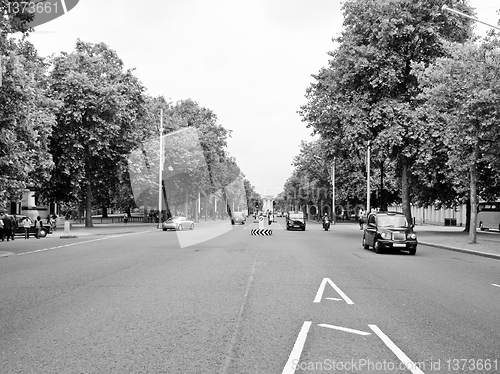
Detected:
left=1, top=218, right=499, bottom=373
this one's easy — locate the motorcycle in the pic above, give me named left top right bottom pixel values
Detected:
left=323, top=218, right=330, bottom=231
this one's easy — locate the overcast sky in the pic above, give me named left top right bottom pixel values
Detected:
left=24, top=0, right=499, bottom=197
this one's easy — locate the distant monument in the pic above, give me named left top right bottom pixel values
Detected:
left=262, top=195, right=274, bottom=213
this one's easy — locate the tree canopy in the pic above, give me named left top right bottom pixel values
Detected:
left=299, top=0, right=475, bottom=223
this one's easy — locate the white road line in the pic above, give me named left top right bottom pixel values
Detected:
left=492, top=284, right=500, bottom=288
left=17, top=230, right=152, bottom=256
left=369, top=325, right=425, bottom=374
left=282, top=321, right=312, bottom=374
left=313, top=278, right=354, bottom=304
left=318, top=323, right=371, bottom=336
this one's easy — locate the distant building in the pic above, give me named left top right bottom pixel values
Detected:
left=4, top=186, right=58, bottom=220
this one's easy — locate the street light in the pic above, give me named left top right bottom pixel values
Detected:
left=442, top=5, right=500, bottom=32
left=157, top=109, right=163, bottom=229
left=366, top=141, right=371, bottom=214
left=331, top=158, right=335, bottom=224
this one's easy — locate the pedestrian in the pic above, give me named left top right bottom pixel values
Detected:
left=10, top=214, right=18, bottom=241
left=34, top=216, right=42, bottom=239
left=0, top=212, right=5, bottom=241
left=123, top=212, right=128, bottom=224
left=358, top=209, right=365, bottom=230
left=2, top=213, right=12, bottom=242
left=268, top=212, right=273, bottom=225
left=22, top=216, right=32, bottom=239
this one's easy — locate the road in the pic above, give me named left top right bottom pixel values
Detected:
left=1, top=218, right=499, bottom=373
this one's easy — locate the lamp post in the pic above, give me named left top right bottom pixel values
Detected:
left=442, top=5, right=500, bottom=32
left=157, top=109, right=163, bottom=229
left=332, top=158, right=335, bottom=224
left=366, top=141, right=371, bottom=214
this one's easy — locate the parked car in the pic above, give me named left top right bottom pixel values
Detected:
left=162, top=216, right=195, bottom=231
left=232, top=212, right=246, bottom=224
left=362, top=211, right=417, bottom=255
left=14, top=215, right=53, bottom=238
left=286, top=211, right=306, bottom=231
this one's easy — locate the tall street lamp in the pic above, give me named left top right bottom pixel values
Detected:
left=366, top=141, right=371, bottom=214
left=331, top=158, right=335, bottom=224
left=157, top=109, right=163, bottom=229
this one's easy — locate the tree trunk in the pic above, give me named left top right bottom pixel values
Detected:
left=464, top=198, right=471, bottom=233
left=469, top=140, right=479, bottom=244
left=102, top=204, right=108, bottom=218
left=401, top=157, right=412, bottom=225
left=85, top=176, right=93, bottom=227
left=204, top=194, right=208, bottom=221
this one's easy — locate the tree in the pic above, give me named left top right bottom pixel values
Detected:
left=299, top=0, right=474, bottom=223
left=0, top=37, right=57, bottom=208
left=127, top=98, right=243, bottom=222
left=46, top=40, right=145, bottom=226
left=415, top=37, right=500, bottom=243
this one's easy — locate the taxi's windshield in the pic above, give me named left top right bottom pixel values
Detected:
left=289, top=212, right=304, bottom=220
left=377, top=215, right=408, bottom=227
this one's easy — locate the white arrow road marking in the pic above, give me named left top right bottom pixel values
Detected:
left=313, top=278, right=354, bottom=304
left=317, top=323, right=371, bottom=336
left=282, top=321, right=312, bottom=374
left=369, top=325, right=425, bottom=374
left=492, top=284, right=500, bottom=288
left=325, top=297, right=343, bottom=301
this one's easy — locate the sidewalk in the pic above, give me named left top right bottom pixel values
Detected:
left=54, top=218, right=231, bottom=235
left=414, top=224, right=500, bottom=260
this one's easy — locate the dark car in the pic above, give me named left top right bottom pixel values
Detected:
left=286, top=211, right=306, bottom=231
left=362, top=211, right=417, bottom=255
left=14, top=215, right=53, bottom=238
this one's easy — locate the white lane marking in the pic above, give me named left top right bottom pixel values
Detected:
left=313, top=278, right=354, bottom=304
left=17, top=231, right=152, bottom=256
left=282, top=321, right=312, bottom=374
left=325, top=297, right=342, bottom=301
left=492, top=284, right=500, bottom=288
left=369, top=325, right=425, bottom=374
left=318, top=323, right=371, bottom=336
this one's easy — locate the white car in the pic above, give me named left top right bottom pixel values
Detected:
left=162, top=216, right=195, bottom=231
left=232, top=212, right=246, bottom=224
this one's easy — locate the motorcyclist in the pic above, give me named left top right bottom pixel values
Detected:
left=322, top=213, right=330, bottom=230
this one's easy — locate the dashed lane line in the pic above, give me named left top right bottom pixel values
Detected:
left=17, top=230, right=152, bottom=256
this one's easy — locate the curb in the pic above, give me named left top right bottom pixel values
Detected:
left=419, top=241, right=500, bottom=260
